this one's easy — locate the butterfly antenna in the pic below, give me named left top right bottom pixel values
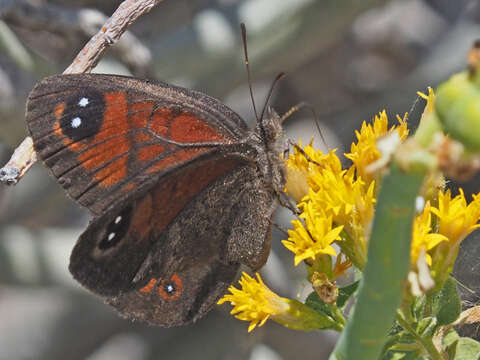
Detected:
left=281, top=102, right=329, bottom=150
left=240, top=23, right=259, bottom=123
left=405, top=92, right=422, bottom=124
left=259, top=72, right=286, bottom=121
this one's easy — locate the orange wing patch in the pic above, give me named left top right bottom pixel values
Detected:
left=150, top=108, right=171, bottom=137
left=146, top=148, right=207, bottom=175
left=130, top=102, right=154, bottom=128
left=93, top=155, right=129, bottom=187
left=138, top=144, right=165, bottom=162
left=170, top=111, right=226, bottom=143
left=75, top=92, right=130, bottom=187
left=139, top=278, right=156, bottom=293
left=55, top=102, right=66, bottom=119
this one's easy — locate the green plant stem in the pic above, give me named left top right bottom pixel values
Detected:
left=331, top=305, right=347, bottom=326
left=396, top=313, right=444, bottom=360
left=328, top=161, right=426, bottom=360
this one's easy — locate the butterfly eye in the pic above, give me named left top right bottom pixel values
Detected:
left=98, top=205, right=133, bottom=250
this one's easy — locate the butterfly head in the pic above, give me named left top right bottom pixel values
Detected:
left=260, top=106, right=284, bottom=145
left=255, top=106, right=286, bottom=195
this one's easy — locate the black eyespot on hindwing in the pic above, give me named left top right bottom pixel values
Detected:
left=98, top=205, right=133, bottom=250
left=158, top=274, right=183, bottom=300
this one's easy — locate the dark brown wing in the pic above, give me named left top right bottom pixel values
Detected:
left=26, top=74, right=249, bottom=215
left=69, top=156, right=244, bottom=296
left=69, top=158, right=277, bottom=326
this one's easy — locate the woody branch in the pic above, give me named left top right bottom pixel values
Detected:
left=0, top=0, right=164, bottom=185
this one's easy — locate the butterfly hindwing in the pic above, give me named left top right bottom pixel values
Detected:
left=107, top=260, right=239, bottom=327
left=69, top=156, right=277, bottom=325
left=26, top=74, right=249, bottom=215
left=69, top=155, right=246, bottom=296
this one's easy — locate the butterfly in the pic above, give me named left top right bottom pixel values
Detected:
left=25, top=72, right=286, bottom=326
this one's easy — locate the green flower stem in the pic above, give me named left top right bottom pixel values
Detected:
left=329, top=161, right=425, bottom=360
left=396, top=312, right=444, bottom=360
left=430, top=242, right=460, bottom=291
left=414, top=109, right=442, bottom=148
left=337, top=229, right=366, bottom=270
left=331, top=305, right=347, bottom=326
left=277, top=299, right=344, bottom=332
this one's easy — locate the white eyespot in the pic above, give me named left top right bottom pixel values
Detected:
left=71, top=117, right=82, bottom=128
left=78, top=97, right=89, bottom=107
left=114, top=216, right=122, bottom=224
left=107, top=232, right=116, bottom=241
left=166, top=284, right=174, bottom=293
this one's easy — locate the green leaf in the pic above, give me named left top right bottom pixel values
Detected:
left=336, top=281, right=360, bottom=309
left=452, top=337, right=480, bottom=360
left=416, top=317, right=437, bottom=337
left=432, top=277, right=461, bottom=326
left=305, top=291, right=334, bottom=317
left=381, top=346, right=422, bottom=360
left=411, top=295, right=427, bottom=322
left=444, top=328, right=460, bottom=359
left=443, top=328, right=460, bottom=348
left=381, top=351, right=410, bottom=360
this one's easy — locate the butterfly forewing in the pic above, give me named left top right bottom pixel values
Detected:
left=26, top=74, right=249, bottom=215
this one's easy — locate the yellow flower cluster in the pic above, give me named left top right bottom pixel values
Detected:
left=346, top=110, right=409, bottom=184
left=218, top=91, right=480, bottom=331
left=409, top=188, right=480, bottom=288
left=284, top=111, right=407, bottom=269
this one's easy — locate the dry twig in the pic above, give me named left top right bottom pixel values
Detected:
left=1, top=0, right=153, bottom=75
left=0, top=0, right=164, bottom=185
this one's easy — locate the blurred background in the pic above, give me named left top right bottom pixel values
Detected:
left=1, top=0, right=480, bottom=359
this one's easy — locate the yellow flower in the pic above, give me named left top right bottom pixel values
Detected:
left=285, top=165, right=310, bottom=203
left=305, top=165, right=376, bottom=268
left=282, top=202, right=342, bottom=265
left=430, top=189, right=480, bottom=244
left=410, top=203, right=448, bottom=265
left=309, top=167, right=376, bottom=229
left=284, top=141, right=342, bottom=201
left=218, top=272, right=289, bottom=332
left=345, top=110, right=409, bottom=183
left=218, top=272, right=342, bottom=332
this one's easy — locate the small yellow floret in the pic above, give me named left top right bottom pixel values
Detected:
left=411, top=203, right=448, bottom=265
left=430, top=189, right=480, bottom=244
left=218, top=272, right=289, bottom=332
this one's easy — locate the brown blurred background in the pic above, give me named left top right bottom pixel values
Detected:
left=1, top=0, right=480, bottom=359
